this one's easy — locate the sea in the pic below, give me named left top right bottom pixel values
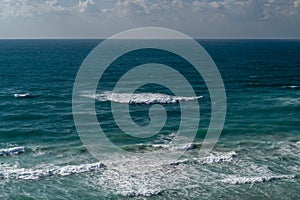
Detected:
left=0, top=39, right=299, bottom=199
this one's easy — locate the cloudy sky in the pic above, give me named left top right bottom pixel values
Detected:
left=0, top=0, right=299, bottom=38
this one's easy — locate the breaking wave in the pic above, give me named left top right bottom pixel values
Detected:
left=13, top=93, right=34, bottom=98
left=151, top=143, right=198, bottom=152
left=98, top=151, right=238, bottom=197
left=171, top=151, right=238, bottom=165
left=81, top=91, right=202, bottom=105
left=222, top=175, right=296, bottom=185
left=0, top=162, right=105, bottom=180
left=0, top=146, right=25, bottom=156
left=282, top=85, right=299, bottom=89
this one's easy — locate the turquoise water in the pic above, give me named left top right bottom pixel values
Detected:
left=0, top=39, right=299, bottom=199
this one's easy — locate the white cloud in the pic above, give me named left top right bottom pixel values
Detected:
left=0, top=0, right=34, bottom=19
left=0, top=0, right=102, bottom=19
left=192, top=1, right=201, bottom=12
left=0, top=0, right=299, bottom=38
left=115, top=0, right=153, bottom=15
left=1, top=0, right=299, bottom=20
left=294, top=0, right=300, bottom=8
left=171, top=0, right=184, bottom=9
left=78, top=0, right=95, bottom=13
left=262, top=0, right=299, bottom=19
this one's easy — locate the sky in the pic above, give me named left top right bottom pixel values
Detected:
left=0, top=0, right=299, bottom=39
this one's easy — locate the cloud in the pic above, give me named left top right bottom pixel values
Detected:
left=0, top=0, right=34, bottom=19
left=262, top=0, right=300, bottom=19
left=1, top=0, right=299, bottom=20
left=0, top=0, right=299, bottom=38
left=295, top=0, right=300, bottom=8
left=0, top=0, right=104, bottom=19
left=78, top=0, right=95, bottom=13
left=115, top=0, right=152, bottom=15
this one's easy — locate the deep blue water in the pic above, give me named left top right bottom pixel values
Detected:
left=0, top=39, right=299, bottom=199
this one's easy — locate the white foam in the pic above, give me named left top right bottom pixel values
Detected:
left=283, top=85, right=299, bottom=89
left=222, top=175, right=295, bottom=185
left=81, top=91, right=202, bottom=105
left=170, top=143, right=198, bottom=151
left=151, top=143, right=197, bottom=151
left=278, top=97, right=300, bottom=105
left=276, top=141, right=300, bottom=159
left=13, top=93, right=31, bottom=98
left=0, top=162, right=105, bottom=180
left=199, top=151, right=238, bottom=164
left=171, top=151, right=237, bottom=165
left=98, top=150, right=238, bottom=197
left=121, top=189, right=164, bottom=197
left=98, top=155, right=169, bottom=197
left=0, top=146, right=25, bottom=156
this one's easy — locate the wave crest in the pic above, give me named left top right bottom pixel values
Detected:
left=81, top=91, right=202, bottom=105
left=0, top=146, right=25, bottom=156
left=0, top=162, right=105, bottom=180
left=222, top=175, right=295, bottom=185
left=13, top=93, right=35, bottom=98
left=171, top=151, right=237, bottom=165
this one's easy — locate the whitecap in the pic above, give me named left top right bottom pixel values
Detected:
left=222, top=175, right=295, bottom=185
left=121, top=189, right=164, bottom=197
left=151, top=143, right=198, bottom=151
left=13, top=93, right=33, bottom=98
left=171, top=151, right=237, bottom=165
left=0, top=162, right=105, bottom=180
left=282, top=85, right=299, bottom=89
left=0, top=146, right=25, bottom=156
left=97, top=150, right=238, bottom=197
left=81, top=91, right=202, bottom=105
left=277, top=97, right=300, bottom=106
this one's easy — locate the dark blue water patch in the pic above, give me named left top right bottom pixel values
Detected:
left=200, top=40, right=300, bottom=92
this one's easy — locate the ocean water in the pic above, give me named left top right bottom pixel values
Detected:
left=0, top=39, right=299, bottom=199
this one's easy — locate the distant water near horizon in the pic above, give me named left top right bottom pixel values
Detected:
left=0, top=39, right=299, bottom=199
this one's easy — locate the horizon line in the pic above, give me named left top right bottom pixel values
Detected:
left=0, top=37, right=300, bottom=40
